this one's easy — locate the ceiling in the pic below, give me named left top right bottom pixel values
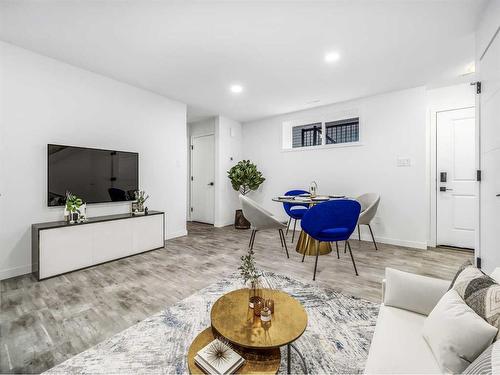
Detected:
left=0, top=1, right=483, bottom=123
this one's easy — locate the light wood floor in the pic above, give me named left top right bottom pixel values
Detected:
left=0, top=222, right=471, bottom=373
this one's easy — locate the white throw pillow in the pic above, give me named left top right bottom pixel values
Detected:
left=423, top=290, right=498, bottom=374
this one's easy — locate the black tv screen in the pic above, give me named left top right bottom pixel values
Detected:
left=48, top=144, right=139, bottom=206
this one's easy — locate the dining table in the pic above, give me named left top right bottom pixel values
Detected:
left=272, top=195, right=346, bottom=257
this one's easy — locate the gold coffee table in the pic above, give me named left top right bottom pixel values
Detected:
left=211, top=288, right=308, bottom=374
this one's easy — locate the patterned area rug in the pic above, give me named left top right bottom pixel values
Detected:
left=45, top=272, right=379, bottom=374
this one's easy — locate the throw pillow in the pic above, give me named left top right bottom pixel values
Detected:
left=448, top=259, right=475, bottom=290
left=423, top=289, right=498, bottom=374
left=452, top=271, right=500, bottom=333
left=463, top=340, right=500, bottom=374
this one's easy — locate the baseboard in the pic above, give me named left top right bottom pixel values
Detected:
left=214, top=221, right=233, bottom=228
left=349, top=232, right=427, bottom=249
left=0, top=264, right=32, bottom=281
left=166, top=230, right=188, bottom=239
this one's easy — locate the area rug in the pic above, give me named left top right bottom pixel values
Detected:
left=45, top=272, right=379, bottom=374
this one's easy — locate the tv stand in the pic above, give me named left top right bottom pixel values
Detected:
left=32, top=211, right=165, bottom=280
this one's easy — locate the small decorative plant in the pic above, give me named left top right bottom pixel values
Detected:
left=227, top=160, right=265, bottom=196
left=134, top=190, right=149, bottom=211
left=239, top=248, right=261, bottom=286
left=65, top=192, right=83, bottom=224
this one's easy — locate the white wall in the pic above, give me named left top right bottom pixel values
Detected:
left=242, top=87, right=428, bottom=249
left=214, top=116, right=243, bottom=227
left=0, top=42, right=188, bottom=280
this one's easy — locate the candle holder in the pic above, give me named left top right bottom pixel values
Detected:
left=254, top=298, right=264, bottom=316
left=260, top=306, right=272, bottom=322
left=265, top=299, right=275, bottom=314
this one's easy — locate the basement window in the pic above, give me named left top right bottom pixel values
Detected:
left=283, top=114, right=361, bottom=150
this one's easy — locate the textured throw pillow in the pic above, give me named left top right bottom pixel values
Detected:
left=463, top=340, right=500, bottom=374
left=449, top=259, right=475, bottom=290
left=452, top=270, right=500, bottom=333
left=423, top=290, right=498, bottom=374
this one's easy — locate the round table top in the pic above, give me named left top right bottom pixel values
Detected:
left=187, top=327, right=281, bottom=374
left=272, top=195, right=346, bottom=204
left=210, top=288, right=308, bottom=349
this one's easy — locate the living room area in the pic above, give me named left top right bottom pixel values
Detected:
left=1, top=1, right=500, bottom=374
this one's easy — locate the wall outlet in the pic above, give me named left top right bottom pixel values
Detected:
left=397, top=157, right=411, bottom=167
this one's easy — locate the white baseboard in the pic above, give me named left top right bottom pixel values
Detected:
left=0, top=264, right=32, bottom=281
left=349, top=232, right=427, bottom=249
left=214, top=221, right=233, bottom=228
left=166, top=230, right=188, bottom=239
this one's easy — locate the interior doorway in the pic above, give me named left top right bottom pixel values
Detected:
left=436, top=107, right=476, bottom=249
left=190, top=134, right=215, bottom=224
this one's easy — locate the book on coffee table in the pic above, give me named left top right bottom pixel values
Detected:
left=194, top=339, right=244, bottom=375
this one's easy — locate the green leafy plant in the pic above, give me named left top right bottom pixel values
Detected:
left=227, top=160, right=265, bottom=196
left=134, top=190, right=149, bottom=205
left=238, top=249, right=261, bottom=285
left=65, top=192, right=83, bottom=214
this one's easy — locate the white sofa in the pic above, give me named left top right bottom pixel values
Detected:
left=365, top=267, right=500, bottom=374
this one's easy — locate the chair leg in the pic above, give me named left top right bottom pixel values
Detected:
left=248, top=230, right=255, bottom=249
left=313, top=240, right=320, bottom=281
left=250, top=230, right=257, bottom=250
left=292, top=219, right=297, bottom=243
left=358, top=225, right=361, bottom=241
left=336, top=242, right=339, bottom=259
left=285, top=218, right=291, bottom=236
left=301, top=246, right=307, bottom=262
left=368, top=224, right=378, bottom=250
left=279, top=229, right=284, bottom=247
left=279, top=229, right=290, bottom=258
left=344, top=241, right=347, bottom=254
left=346, top=240, right=359, bottom=276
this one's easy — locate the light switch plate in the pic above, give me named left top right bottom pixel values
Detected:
left=397, top=157, right=411, bottom=167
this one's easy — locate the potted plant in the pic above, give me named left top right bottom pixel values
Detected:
left=133, top=190, right=149, bottom=215
left=227, top=160, right=265, bottom=229
left=65, top=192, right=83, bottom=224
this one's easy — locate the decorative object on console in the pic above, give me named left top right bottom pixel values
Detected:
left=260, top=306, right=272, bottom=322
left=65, top=192, right=84, bottom=224
left=227, top=160, right=265, bottom=229
left=265, top=298, right=274, bottom=314
left=133, top=190, right=149, bottom=215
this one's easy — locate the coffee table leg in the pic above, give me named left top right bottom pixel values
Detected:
left=287, top=344, right=291, bottom=374
left=290, top=343, right=308, bottom=375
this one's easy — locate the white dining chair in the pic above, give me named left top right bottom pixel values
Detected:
left=356, top=193, right=381, bottom=250
left=239, top=195, right=289, bottom=258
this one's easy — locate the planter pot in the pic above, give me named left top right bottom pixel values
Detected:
left=234, top=209, right=250, bottom=229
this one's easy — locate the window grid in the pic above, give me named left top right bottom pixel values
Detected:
left=325, top=118, right=359, bottom=144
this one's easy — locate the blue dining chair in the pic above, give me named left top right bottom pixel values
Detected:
left=300, top=199, right=361, bottom=280
left=282, top=189, right=309, bottom=243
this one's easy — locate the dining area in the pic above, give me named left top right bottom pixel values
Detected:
left=239, top=184, right=381, bottom=281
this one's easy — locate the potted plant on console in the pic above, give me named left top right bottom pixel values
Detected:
left=227, top=160, right=265, bottom=229
left=133, top=190, right=149, bottom=215
left=65, top=192, right=84, bottom=224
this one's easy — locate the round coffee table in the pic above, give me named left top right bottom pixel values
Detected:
left=210, top=288, right=308, bottom=374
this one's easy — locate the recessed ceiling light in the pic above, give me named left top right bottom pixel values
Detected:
left=230, top=84, right=244, bottom=94
left=324, top=51, right=340, bottom=63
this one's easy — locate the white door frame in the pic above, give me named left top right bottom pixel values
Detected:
left=189, top=132, right=215, bottom=223
left=428, top=105, right=478, bottom=249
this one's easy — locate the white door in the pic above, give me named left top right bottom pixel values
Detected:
left=190, top=134, right=215, bottom=224
left=437, top=107, right=476, bottom=249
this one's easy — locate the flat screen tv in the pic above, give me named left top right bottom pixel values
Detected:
left=48, top=144, right=139, bottom=206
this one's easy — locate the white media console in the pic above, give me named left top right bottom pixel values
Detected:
left=32, top=211, right=165, bottom=280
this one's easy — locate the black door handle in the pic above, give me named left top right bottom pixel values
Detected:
left=208, top=182, right=214, bottom=186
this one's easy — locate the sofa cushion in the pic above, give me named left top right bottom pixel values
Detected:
left=384, top=268, right=449, bottom=316
left=423, top=290, right=497, bottom=374
left=364, top=305, right=441, bottom=374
